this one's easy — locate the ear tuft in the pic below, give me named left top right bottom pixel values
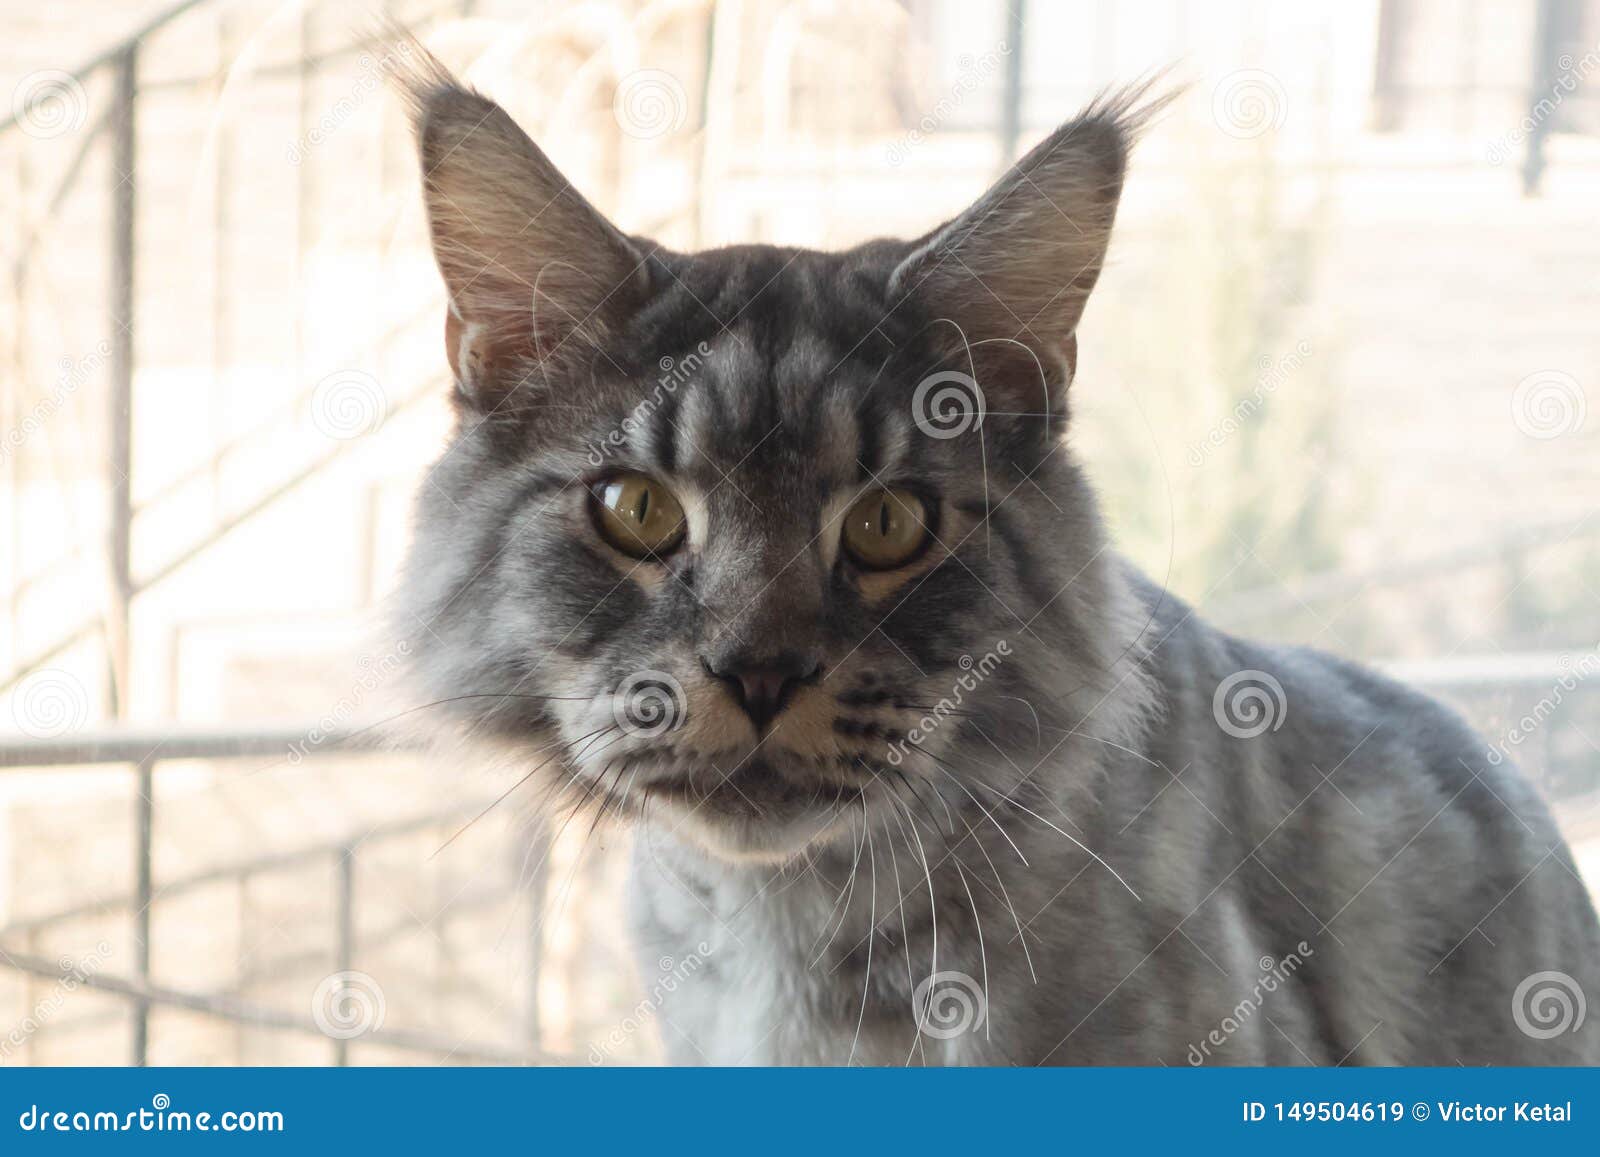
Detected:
left=385, top=34, right=650, bottom=409
left=891, top=74, right=1179, bottom=401
left=384, top=31, right=471, bottom=131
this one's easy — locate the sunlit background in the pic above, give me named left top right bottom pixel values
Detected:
left=1, top=0, right=1597, bottom=1065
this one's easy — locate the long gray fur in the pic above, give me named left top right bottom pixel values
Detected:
left=390, top=51, right=1600, bottom=1065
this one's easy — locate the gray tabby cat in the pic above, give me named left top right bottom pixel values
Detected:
left=391, top=54, right=1600, bottom=1065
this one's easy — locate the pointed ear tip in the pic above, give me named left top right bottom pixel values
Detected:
left=1119, top=73, right=1188, bottom=126
left=1065, top=73, right=1186, bottom=171
left=378, top=32, right=492, bottom=144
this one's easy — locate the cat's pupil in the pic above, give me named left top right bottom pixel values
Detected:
left=638, top=488, right=650, bottom=524
left=877, top=499, right=889, bottom=537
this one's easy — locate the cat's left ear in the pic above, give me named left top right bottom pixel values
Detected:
left=394, top=47, right=652, bottom=408
left=889, top=80, right=1172, bottom=407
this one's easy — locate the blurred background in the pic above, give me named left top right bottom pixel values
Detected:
left=0, top=0, right=1597, bottom=1065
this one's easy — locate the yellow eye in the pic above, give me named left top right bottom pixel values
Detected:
left=591, top=473, right=687, bottom=558
left=841, top=488, right=932, bottom=570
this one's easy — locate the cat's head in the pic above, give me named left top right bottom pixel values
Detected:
left=393, top=51, right=1164, bottom=862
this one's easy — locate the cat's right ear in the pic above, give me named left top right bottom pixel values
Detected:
left=888, top=78, right=1174, bottom=415
left=394, top=48, right=651, bottom=409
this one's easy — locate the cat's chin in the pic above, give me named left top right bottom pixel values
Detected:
left=639, top=763, right=864, bottom=864
left=662, top=802, right=859, bottom=863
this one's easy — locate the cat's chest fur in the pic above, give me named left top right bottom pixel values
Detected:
left=627, top=833, right=988, bottom=1066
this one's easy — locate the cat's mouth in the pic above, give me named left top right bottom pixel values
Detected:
left=643, top=757, right=865, bottom=814
left=626, top=755, right=870, bottom=861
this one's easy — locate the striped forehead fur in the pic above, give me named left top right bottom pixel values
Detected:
left=390, top=38, right=1173, bottom=878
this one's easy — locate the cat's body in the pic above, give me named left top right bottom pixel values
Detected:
left=631, top=568, right=1600, bottom=1065
left=390, top=50, right=1600, bottom=1066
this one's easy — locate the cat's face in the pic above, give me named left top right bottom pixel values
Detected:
left=393, top=55, right=1156, bottom=861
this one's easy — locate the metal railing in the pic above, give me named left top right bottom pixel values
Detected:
left=5, top=0, right=1598, bottom=1068
left=0, top=726, right=563, bottom=1066
left=0, top=0, right=449, bottom=699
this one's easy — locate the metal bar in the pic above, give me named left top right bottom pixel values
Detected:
left=0, top=947, right=563, bottom=1065
left=521, top=822, right=551, bottom=1051
left=1522, top=0, right=1562, bottom=196
left=0, top=367, right=442, bottom=694
left=230, top=886, right=507, bottom=996
left=0, top=0, right=209, bottom=135
left=0, top=800, right=474, bottom=940
left=210, top=7, right=233, bottom=527
left=998, top=0, right=1026, bottom=165
left=125, top=376, right=444, bottom=596
left=107, top=46, right=137, bottom=719
left=131, top=755, right=153, bottom=1065
left=7, top=108, right=112, bottom=284
left=1206, top=515, right=1598, bottom=626
left=0, top=723, right=401, bottom=768
left=295, top=6, right=313, bottom=388
left=101, top=12, right=461, bottom=96
left=1371, top=0, right=1408, bottom=132
left=333, top=845, right=355, bottom=1066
